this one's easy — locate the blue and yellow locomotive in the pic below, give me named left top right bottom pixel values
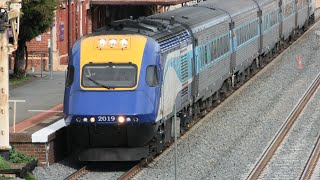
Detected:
left=64, top=34, right=165, bottom=161
left=64, top=0, right=315, bottom=161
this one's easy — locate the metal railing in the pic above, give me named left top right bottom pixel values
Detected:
left=9, top=99, right=25, bottom=133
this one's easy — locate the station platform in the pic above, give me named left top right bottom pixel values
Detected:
left=9, top=72, right=67, bottom=166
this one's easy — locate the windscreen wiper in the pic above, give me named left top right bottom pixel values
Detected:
left=87, top=77, right=112, bottom=89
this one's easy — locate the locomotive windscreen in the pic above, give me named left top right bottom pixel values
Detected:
left=82, top=63, right=137, bottom=88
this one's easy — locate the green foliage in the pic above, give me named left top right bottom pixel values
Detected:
left=20, top=0, right=57, bottom=42
left=14, top=0, right=57, bottom=77
left=25, top=172, right=37, bottom=180
left=9, top=75, right=30, bottom=87
left=9, top=149, right=36, bottom=164
left=0, top=156, right=11, bottom=170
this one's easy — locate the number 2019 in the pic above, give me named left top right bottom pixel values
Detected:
left=98, top=116, right=115, bottom=122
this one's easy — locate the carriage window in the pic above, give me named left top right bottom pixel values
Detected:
left=66, top=65, right=74, bottom=87
left=270, top=11, right=278, bottom=27
left=211, top=41, right=217, bottom=60
left=82, top=63, right=137, bottom=88
left=146, top=65, right=159, bottom=87
left=204, top=46, right=208, bottom=64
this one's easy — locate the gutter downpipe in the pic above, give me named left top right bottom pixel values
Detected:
left=68, top=0, right=71, bottom=54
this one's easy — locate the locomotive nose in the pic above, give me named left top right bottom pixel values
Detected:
left=66, top=90, right=156, bottom=124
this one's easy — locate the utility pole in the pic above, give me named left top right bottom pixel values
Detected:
left=49, top=24, right=53, bottom=79
left=0, top=0, right=21, bottom=159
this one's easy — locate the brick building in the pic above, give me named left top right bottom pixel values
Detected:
left=20, top=0, right=90, bottom=72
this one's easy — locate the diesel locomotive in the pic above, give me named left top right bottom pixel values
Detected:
left=64, top=0, right=316, bottom=161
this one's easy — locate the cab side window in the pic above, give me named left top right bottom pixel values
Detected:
left=146, top=65, right=159, bottom=87
left=66, top=65, right=74, bottom=87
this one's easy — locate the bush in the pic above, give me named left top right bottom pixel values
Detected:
left=9, top=149, right=36, bottom=164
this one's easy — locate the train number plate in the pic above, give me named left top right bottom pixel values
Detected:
left=97, top=116, right=116, bottom=122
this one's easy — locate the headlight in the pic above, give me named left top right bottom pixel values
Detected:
left=90, top=117, right=95, bottom=123
left=99, top=38, right=107, bottom=47
left=109, top=39, right=117, bottom=48
left=118, top=116, right=125, bottom=124
left=83, top=117, right=88, bottom=122
left=120, top=39, right=128, bottom=48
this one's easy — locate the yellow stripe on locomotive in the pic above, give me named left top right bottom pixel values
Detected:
left=80, top=35, right=147, bottom=91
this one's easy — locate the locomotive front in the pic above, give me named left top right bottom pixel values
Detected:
left=64, top=34, right=162, bottom=161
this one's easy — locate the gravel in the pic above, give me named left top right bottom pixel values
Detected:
left=260, top=87, right=320, bottom=179
left=78, top=162, right=135, bottom=180
left=79, top=171, right=125, bottom=180
left=31, top=20, right=320, bottom=180
left=134, top=20, right=320, bottom=180
left=32, top=157, right=79, bottom=180
left=32, top=157, right=133, bottom=180
left=311, top=157, right=320, bottom=180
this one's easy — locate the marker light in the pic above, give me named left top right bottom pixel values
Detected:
left=126, top=117, right=131, bottom=122
left=120, top=39, right=128, bottom=48
left=109, top=39, right=117, bottom=48
left=76, top=117, right=81, bottom=122
left=118, top=116, right=125, bottom=124
left=99, top=38, right=107, bottom=47
left=90, top=117, right=96, bottom=123
left=133, top=117, right=139, bottom=122
left=83, top=117, right=88, bottom=122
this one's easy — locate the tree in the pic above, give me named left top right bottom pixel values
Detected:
left=14, top=0, right=56, bottom=77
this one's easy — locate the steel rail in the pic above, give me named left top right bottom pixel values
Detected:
left=124, top=19, right=319, bottom=180
left=118, top=160, right=147, bottom=180
left=64, top=166, right=88, bottom=180
left=300, top=133, right=320, bottom=180
left=247, top=72, right=320, bottom=180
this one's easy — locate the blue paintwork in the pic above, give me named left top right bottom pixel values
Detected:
left=64, top=37, right=162, bottom=124
left=162, top=51, right=193, bottom=82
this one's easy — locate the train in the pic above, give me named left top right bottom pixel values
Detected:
left=64, top=0, right=316, bottom=161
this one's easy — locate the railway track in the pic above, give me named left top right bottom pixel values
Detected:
left=64, top=166, right=88, bottom=180
left=63, top=161, right=142, bottom=180
left=247, top=72, right=320, bottom=180
left=300, top=133, right=320, bottom=180
left=118, top=160, right=147, bottom=180
left=60, top=16, right=319, bottom=180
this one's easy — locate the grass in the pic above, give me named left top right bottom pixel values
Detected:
left=9, top=75, right=30, bottom=87
left=0, top=156, right=11, bottom=170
